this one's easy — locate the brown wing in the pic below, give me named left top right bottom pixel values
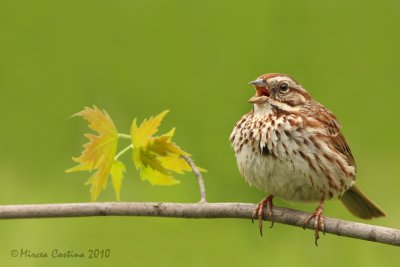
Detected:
left=312, top=102, right=356, bottom=168
left=331, top=131, right=356, bottom=168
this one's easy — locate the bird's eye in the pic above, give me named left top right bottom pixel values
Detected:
left=280, top=83, right=289, bottom=92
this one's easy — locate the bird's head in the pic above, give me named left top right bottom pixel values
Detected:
left=248, top=73, right=311, bottom=110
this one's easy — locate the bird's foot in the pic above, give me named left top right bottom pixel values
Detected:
left=303, top=199, right=325, bottom=246
left=252, top=194, right=274, bottom=236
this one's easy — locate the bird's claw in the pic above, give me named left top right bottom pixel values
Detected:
left=303, top=200, right=325, bottom=246
left=252, top=195, right=274, bottom=236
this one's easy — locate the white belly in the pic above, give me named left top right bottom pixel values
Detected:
left=235, top=143, right=325, bottom=201
left=230, top=109, right=355, bottom=202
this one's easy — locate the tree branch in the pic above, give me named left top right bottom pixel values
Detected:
left=0, top=202, right=398, bottom=246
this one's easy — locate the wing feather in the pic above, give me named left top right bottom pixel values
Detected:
left=309, top=102, right=356, bottom=168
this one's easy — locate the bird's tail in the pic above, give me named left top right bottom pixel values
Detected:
left=340, top=185, right=385, bottom=219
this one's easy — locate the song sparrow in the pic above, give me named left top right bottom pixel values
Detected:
left=230, top=73, right=385, bottom=244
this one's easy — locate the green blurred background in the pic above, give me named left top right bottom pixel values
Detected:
left=1, top=0, right=399, bottom=266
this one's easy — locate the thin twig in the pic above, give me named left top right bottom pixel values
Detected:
left=0, top=202, right=398, bottom=246
left=181, top=155, right=207, bottom=203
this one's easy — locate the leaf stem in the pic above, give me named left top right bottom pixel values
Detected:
left=118, top=133, right=131, bottom=139
left=114, top=144, right=133, bottom=160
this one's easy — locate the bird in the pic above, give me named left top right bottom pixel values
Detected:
left=230, top=73, right=385, bottom=244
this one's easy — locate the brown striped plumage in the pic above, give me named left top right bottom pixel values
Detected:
left=230, top=73, right=385, bottom=244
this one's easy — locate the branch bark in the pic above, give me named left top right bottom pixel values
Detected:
left=0, top=202, right=398, bottom=246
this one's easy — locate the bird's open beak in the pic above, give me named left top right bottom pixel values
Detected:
left=248, top=79, right=270, bottom=104
left=248, top=79, right=267, bottom=87
left=248, top=95, right=268, bottom=104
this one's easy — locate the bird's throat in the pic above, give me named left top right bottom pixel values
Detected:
left=253, top=102, right=273, bottom=119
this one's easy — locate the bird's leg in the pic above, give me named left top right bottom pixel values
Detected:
left=252, top=194, right=274, bottom=236
left=303, top=198, right=325, bottom=246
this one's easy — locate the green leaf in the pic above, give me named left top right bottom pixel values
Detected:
left=110, top=160, right=126, bottom=201
left=130, top=111, right=194, bottom=185
left=66, top=106, right=119, bottom=201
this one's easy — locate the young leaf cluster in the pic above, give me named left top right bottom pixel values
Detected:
left=66, top=106, right=199, bottom=201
